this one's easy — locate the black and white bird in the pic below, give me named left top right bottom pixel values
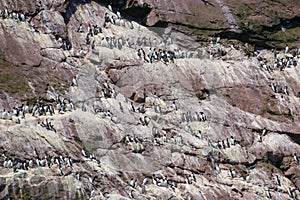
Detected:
left=293, top=153, right=299, bottom=164
left=261, top=127, right=267, bottom=136
left=108, top=4, right=113, bottom=12
left=72, top=76, right=78, bottom=87
left=258, top=134, right=262, bottom=142
left=116, top=11, right=121, bottom=19
left=275, top=174, right=281, bottom=186
left=266, top=188, right=272, bottom=199
left=129, top=179, right=137, bottom=188
left=171, top=101, right=177, bottom=111
left=285, top=44, right=289, bottom=54
left=245, top=174, right=251, bottom=183
left=229, top=168, right=236, bottom=178
left=142, top=178, right=148, bottom=185
left=77, top=23, right=83, bottom=33
left=34, top=148, right=40, bottom=159
left=82, top=149, right=88, bottom=157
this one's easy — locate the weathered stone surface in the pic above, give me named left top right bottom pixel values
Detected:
left=121, top=0, right=300, bottom=48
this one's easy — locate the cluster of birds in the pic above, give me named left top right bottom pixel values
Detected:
left=213, top=157, right=300, bottom=199
left=123, top=134, right=145, bottom=153
left=1, top=6, right=26, bottom=22
left=39, top=119, right=56, bottom=132
left=137, top=48, right=177, bottom=65
left=255, top=45, right=299, bottom=73
left=206, top=135, right=238, bottom=150
left=2, top=2, right=300, bottom=199
left=181, top=111, right=207, bottom=123
left=151, top=127, right=183, bottom=146
left=58, top=35, right=73, bottom=51
left=269, top=82, right=289, bottom=95
left=103, top=10, right=130, bottom=29
left=81, top=23, right=102, bottom=50
left=208, top=38, right=227, bottom=59
left=2, top=146, right=102, bottom=198
left=0, top=96, right=74, bottom=126
left=99, top=36, right=125, bottom=49
left=97, top=34, right=185, bottom=64
left=97, top=80, right=117, bottom=99
left=211, top=136, right=237, bottom=149
left=127, top=171, right=197, bottom=198
left=2, top=148, right=74, bottom=175
left=258, top=127, right=268, bottom=142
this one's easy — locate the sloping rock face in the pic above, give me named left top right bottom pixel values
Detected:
left=0, top=0, right=300, bottom=199
left=121, top=0, right=300, bottom=48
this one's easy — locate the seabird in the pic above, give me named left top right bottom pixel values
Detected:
left=185, top=176, right=192, bottom=184
left=45, top=155, right=51, bottom=168
left=77, top=23, right=83, bottom=33
left=275, top=174, right=281, bottom=186
left=171, top=101, right=177, bottom=111
left=90, top=190, right=95, bottom=197
left=13, top=116, right=20, bottom=124
left=159, top=177, right=168, bottom=187
left=246, top=174, right=251, bottom=183
left=82, top=149, right=88, bottom=157
left=34, top=148, right=39, bottom=159
left=71, top=77, right=78, bottom=87
left=1, top=109, right=7, bottom=119
left=261, top=127, right=267, bottom=136
left=36, top=159, right=41, bottom=166
left=91, top=40, right=95, bottom=49
left=129, top=190, right=135, bottom=199
left=293, top=153, right=298, bottom=164
left=156, top=104, right=162, bottom=114
left=142, top=178, right=148, bottom=185
left=55, top=157, right=61, bottom=168
left=89, top=176, right=96, bottom=184
left=191, top=173, right=196, bottom=182
left=139, top=117, right=146, bottom=126
left=258, top=134, right=262, bottom=142
left=103, top=80, right=109, bottom=89
left=119, top=102, right=124, bottom=113
left=3, top=7, right=8, bottom=18
left=108, top=4, right=113, bottom=12
left=111, top=116, right=119, bottom=124
left=175, top=135, right=183, bottom=145
left=200, top=112, right=207, bottom=121
left=58, top=168, right=63, bottom=176
left=76, top=173, right=80, bottom=180
left=20, top=13, right=25, bottom=21
left=266, top=188, right=272, bottom=199
left=67, top=157, right=73, bottom=168
left=23, top=162, right=28, bottom=170
left=116, top=11, right=121, bottom=19
left=284, top=86, right=289, bottom=95
left=7, top=160, right=13, bottom=168
left=229, top=168, right=236, bottom=178
left=130, top=102, right=135, bottom=112
left=229, top=136, right=235, bottom=145
left=288, top=187, right=294, bottom=198
left=129, top=179, right=137, bottom=188
left=285, top=44, right=289, bottom=54
left=28, top=160, right=34, bottom=168
left=152, top=177, right=157, bottom=185
left=3, top=160, right=8, bottom=168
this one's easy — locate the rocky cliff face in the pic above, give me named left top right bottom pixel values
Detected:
left=0, top=0, right=300, bottom=199
left=121, top=0, right=300, bottom=48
